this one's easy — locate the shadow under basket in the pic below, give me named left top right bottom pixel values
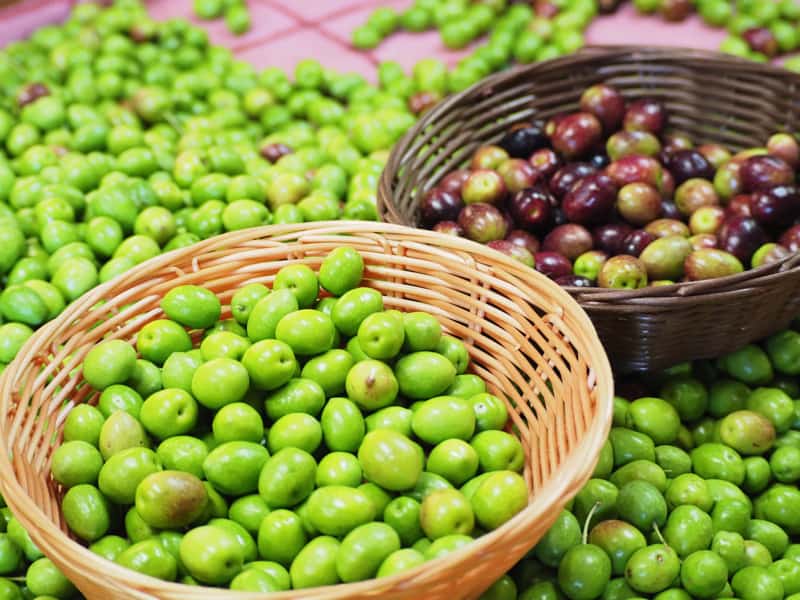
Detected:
left=0, top=222, right=613, bottom=600
left=378, top=45, right=800, bottom=374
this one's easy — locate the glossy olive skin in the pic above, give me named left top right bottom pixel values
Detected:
left=542, top=224, right=593, bottom=260
left=780, top=224, right=800, bottom=251
left=645, top=218, right=690, bottom=239
left=461, top=169, right=507, bottom=205
left=749, top=185, right=800, bottom=226
left=718, top=216, right=769, bottom=263
left=623, top=98, right=667, bottom=135
left=486, top=240, right=535, bottom=267
left=743, top=27, right=779, bottom=58
left=621, top=230, right=656, bottom=257
left=607, top=130, right=662, bottom=160
left=580, top=84, right=626, bottom=132
left=420, top=187, right=463, bottom=226
left=616, top=183, right=663, bottom=226
left=740, top=155, right=794, bottom=192
left=562, top=173, right=618, bottom=225
left=598, top=255, right=648, bottom=289
left=433, top=221, right=463, bottom=236
left=726, top=194, right=754, bottom=219
left=606, top=155, right=663, bottom=190
left=549, top=163, right=597, bottom=199
left=767, top=133, right=800, bottom=168
left=498, top=125, right=549, bottom=159
left=534, top=252, right=573, bottom=280
left=667, top=151, right=715, bottom=186
left=684, top=248, right=744, bottom=281
left=497, top=159, right=539, bottom=194
left=529, top=148, right=562, bottom=179
left=457, top=203, right=508, bottom=243
left=593, top=223, right=634, bottom=256
left=505, top=230, right=540, bottom=255
left=439, top=170, right=471, bottom=196
left=551, top=112, right=603, bottom=159
left=508, top=186, right=554, bottom=232
left=554, top=274, right=594, bottom=287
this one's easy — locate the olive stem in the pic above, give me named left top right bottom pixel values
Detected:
left=582, top=501, right=601, bottom=544
left=652, top=522, right=667, bottom=546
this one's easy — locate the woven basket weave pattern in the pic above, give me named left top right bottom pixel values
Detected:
left=379, top=46, right=800, bottom=373
left=0, top=222, right=613, bottom=600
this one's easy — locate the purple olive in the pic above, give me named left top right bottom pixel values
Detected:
left=549, top=162, right=597, bottom=199
left=534, top=251, right=573, bottom=280
left=542, top=224, right=594, bottom=260
left=580, top=84, right=626, bottom=132
left=689, top=233, right=718, bottom=251
left=751, top=243, right=791, bottom=269
left=593, top=223, right=634, bottom=255
left=606, top=130, right=662, bottom=160
left=461, top=169, right=507, bottom=205
left=664, top=149, right=714, bottom=184
left=505, top=229, right=541, bottom=255
left=597, top=255, right=649, bottom=289
left=780, top=224, right=800, bottom=251
left=623, top=98, right=667, bottom=135
left=562, top=173, right=618, bottom=225
left=497, top=159, right=539, bottom=194
left=470, top=145, right=510, bottom=171
left=740, top=155, right=794, bottom=192
left=718, top=216, right=768, bottom=263
left=508, top=185, right=553, bottom=232
left=645, top=218, right=691, bottom=239
left=767, top=133, right=800, bottom=169
left=616, top=182, right=662, bottom=226
left=621, top=230, right=656, bottom=257
left=743, top=27, right=779, bottom=57
left=439, top=169, right=471, bottom=196
left=550, top=112, right=603, bottom=159
left=458, top=203, right=509, bottom=243
left=551, top=207, right=568, bottom=227
left=750, top=185, right=800, bottom=227
left=684, top=248, right=744, bottom=280
left=487, top=240, right=535, bottom=267
left=498, top=125, right=549, bottom=159
left=420, top=187, right=464, bottom=226
left=726, top=194, right=754, bottom=219
left=433, top=221, right=463, bottom=236
left=697, top=144, right=732, bottom=170
left=606, top=155, right=663, bottom=190
left=529, top=148, right=562, bottom=179
left=660, top=199, right=681, bottom=220
left=689, top=206, right=726, bottom=235
left=674, top=178, right=720, bottom=216
left=260, top=143, right=293, bottom=163
left=554, top=274, right=594, bottom=287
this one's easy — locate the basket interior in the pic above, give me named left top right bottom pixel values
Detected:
left=386, top=47, right=800, bottom=227
left=0, top=224, right=612, bottom=600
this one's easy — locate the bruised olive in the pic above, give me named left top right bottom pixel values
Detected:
left=623, top=98, right=667, bottom=135
left=498, top=125, right=549, bottom=159
left=580, top=84, right=626, bottom=132
left=16, top=82, right=50, bottom=107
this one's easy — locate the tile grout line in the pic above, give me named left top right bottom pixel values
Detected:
left=227, top=22, right=308, bottom=54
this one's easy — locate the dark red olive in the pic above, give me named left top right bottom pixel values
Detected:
left=726, top=194, right=754, bottom=219
left=408, top=91, right=442, bottom=115
left=420, top=187, right=464, bottom=227
left=433, top=221, right=463, bottom=236
left=487, top=240, right=535, bottom=267
left=534, top=251, right=573, bottom=280
left=551, top=207, right=568, bottom=227
left=498, top=125, right=549, bottom=159
left=439, top=169, right=471, bottom=196
left=508, top=185, right=553, bottom=232
left=461, top=169, right=507, bottom=205
left=623, top=98, right=667, bottom=135
left=497, top=159, right=539, bottom=194
left=662, top=132, right=694, bottom=155
left=621, top=230, right=656, bottom=257
left=743, top=27, right=779, bottom=57
left=664, top=149, right=714, bottom=185
left=549, top=163, right=597, bottom=199
left=550, top=112, right=603, bottom=159
left=470, top=146, right=509, bottom=171
left=458, top=203, right=509, bottom=243
left=606, top=155, right=663, bottom=190
left=750, top=185, right=800, bottom=226
left=555, top=274, right=595, bottom=287
left=660, top=170, right=676, bottom=201
left=562, top=173, right=618, bottom=225
left=16, top=82, right=49, bottom=107
left=505, top=229, right=541, bottom=255
left=593, top=223, right=634, bottom=255
left=580, top=84, right=626, bottom=132
left=260, top=143, right=292, bottom=163
left=779, top=224, right=800, bottom=251
left=767, top=133, right=800, bottom=169
left=542, top=224, right=594, bottom=260
left=718, top=216, right=768, bottom=262
left=740, top=155, right=794, bottom=192
left=529, top=148, right=562, bottom=179
left=660, top=0, right=692, bottom=21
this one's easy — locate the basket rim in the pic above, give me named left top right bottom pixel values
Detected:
left=0, top=221, right=615, bottom=599
left=377, top=45, right=800, bottom=302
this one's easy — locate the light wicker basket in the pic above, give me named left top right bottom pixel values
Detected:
left=0, top=222, right=613, bottom=600
left=378, top=46, right=800, bottom=374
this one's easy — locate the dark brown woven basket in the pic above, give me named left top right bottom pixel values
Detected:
left=378, top=46, right=800, bottom=374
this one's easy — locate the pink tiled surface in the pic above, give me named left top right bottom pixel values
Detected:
left=0, top=0, right=731, bottom=77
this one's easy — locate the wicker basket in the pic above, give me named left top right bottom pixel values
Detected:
left=0, top=222, right=613, bottom=600
left=378, top=46, right=800, bottom=373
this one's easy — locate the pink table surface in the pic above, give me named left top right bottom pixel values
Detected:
left=0, top=0, right=729, bottom=80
